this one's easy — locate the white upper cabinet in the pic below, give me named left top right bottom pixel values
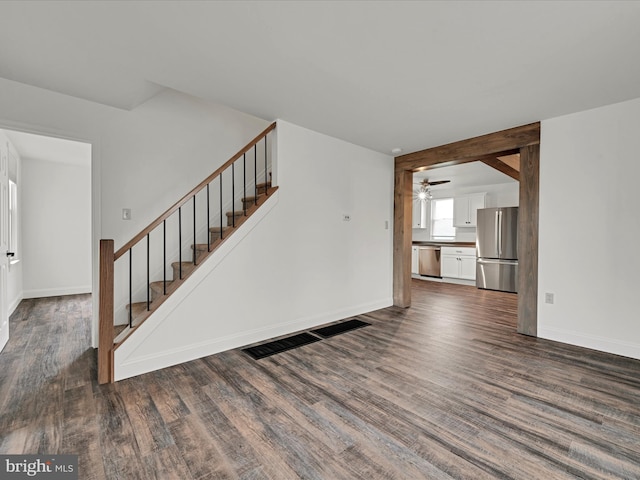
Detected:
left=453, top=193, right=485, bottom=227
left=413, top=198, right=427, bottom=229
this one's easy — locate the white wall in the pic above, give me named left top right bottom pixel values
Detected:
left=21, top=158, right=91, bottom=297
left=114, top=120, right=394, bottom=379
left=0, top=77, right=270, bottom=345
left=539, top=97, right=640, bottom=360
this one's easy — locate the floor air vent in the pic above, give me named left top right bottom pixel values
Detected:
left=243, top=332, right=321, bottom=360
left=311, top=319, right=371, bottom=338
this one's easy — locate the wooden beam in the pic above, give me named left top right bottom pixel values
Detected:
left=396, top=122, right=540, bottom=172
left=496, top=153, right=520, bottom=172
left=480, top=157, right=520, bottom=181
left=393, top=169, right=413, bottom=307
left=517, top=144, right=539, bottom=336
left=98, top=239, right=115, bottom=384
left=393, top=121, right=540, bottom=339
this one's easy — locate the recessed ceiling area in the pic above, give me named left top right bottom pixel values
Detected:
left=414, top=161, right=518, bottom=191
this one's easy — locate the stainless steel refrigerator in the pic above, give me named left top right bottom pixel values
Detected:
left=476, top=207, right=518, bottom=293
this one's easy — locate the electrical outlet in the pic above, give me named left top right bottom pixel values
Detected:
left=122, top=208, right=132, bottom=220
left=545, top=292, right=554, bottom=304
left=343, top=214, right=351, bottom=222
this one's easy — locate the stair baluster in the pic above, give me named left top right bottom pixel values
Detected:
left=219, top=172, right=223, bottom=240
left=192, top=195, right=197, bottom=265
left=206, top=184, right=211, bottom=252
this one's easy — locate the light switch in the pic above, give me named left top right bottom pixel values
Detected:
left=122, top=208, right=132, bottom=220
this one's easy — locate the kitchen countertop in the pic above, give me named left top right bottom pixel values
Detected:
left=412, top=241, right=476, bottom=247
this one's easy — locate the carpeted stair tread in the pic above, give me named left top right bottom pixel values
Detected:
left=226, top=210, right=246, bottom=217
left=209, top=226, right=232, bottom=233
left=126, top=302, right=150, bottom=317
left=149, top=281, right=173, bottom=300
left=209, top=226, right=234, bottom=241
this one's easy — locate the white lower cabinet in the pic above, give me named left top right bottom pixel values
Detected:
left=440, top=254, right=460, bottom=278
left=411, top=246, right=420, bottom=275
left=459, top=256, right=476, bottom=280
left=441, top=247, right=476, bottom=281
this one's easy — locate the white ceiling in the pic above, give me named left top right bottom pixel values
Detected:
left=2, top=129, right=91, bottom=166
left=1, top=1, right=639, bottom=155
left=414, top=161, right=516, bottom=191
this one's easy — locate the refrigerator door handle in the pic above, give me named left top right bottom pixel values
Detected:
left=494, top=210, right=500, bottom=256
left=497, top=210, right=503, bottom=257
left=477, top=259, right=518, bottom=265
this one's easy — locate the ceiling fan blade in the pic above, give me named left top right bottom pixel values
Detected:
left=426, top=180, right=450, bottom=186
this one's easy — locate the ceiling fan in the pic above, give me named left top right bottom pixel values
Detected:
left=414, top=178, right=450, bottom=200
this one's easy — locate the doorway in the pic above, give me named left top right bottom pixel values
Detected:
left=393, top=123, right=540, bottom=336
left=0, top=128, right=92, bottom=352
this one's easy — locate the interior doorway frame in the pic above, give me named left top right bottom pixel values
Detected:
left=393, top=122, right=540, bottom=336
left=0, top=119, right=100, bottom=346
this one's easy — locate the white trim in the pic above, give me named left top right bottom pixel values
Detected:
left=115, top=297, right=392, bottom=381
left=23, top=286, right=91, bottom=299
left=539, top=326, right=640, bottom=361
left=8, top=293, right=22, bottom=316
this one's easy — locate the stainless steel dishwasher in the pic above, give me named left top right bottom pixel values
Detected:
left=418, top=246, right=441, bottom=277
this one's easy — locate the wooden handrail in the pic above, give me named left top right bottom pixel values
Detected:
left=114, top=121, right=276, bottom=260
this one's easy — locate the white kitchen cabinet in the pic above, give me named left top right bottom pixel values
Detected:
left=441, top=247, right=476, bottom=281
left=412, top=198, right=427, bottom=229
left=453, top=193, right=485, bottom=227
left=411, top=246, right=420, bottom=274
left=440, top=254, right=460, bottom=278
left=459, top=256, right=476, bottom=280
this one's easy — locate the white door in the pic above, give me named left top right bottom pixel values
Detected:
left=0, top=141, right=9, bottom=352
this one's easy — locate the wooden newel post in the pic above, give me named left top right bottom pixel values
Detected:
left=98, top=239, right=115, bottom=384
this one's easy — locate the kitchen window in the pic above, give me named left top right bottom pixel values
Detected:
left=431, top=198, right=455, bottom=239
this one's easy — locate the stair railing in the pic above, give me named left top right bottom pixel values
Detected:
left=98, top=122, right=276, bottom=384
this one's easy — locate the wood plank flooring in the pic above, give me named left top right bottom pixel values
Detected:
left=1, top=283, right=640, bottom=479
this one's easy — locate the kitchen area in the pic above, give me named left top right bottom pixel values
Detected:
left=411, top=160, right=520, bottom=293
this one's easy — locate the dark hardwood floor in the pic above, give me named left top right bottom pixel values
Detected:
left=1, top=282, right=640, bottom=479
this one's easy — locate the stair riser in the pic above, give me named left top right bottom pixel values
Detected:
left=226, top=213, right=244, bottom=227
left=172, top=264, right=194, bottom=281
left=241, top=195, right=268, bottom=209
left=256, top=184, right=271, bottom=195
left=150, top=283, right=168, bottom=302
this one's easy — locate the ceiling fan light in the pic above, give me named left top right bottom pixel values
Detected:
left=418, top=184, right=432, bottom=200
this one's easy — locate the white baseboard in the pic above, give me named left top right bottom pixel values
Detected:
left=8, top=294, right=23, bottom=316
left=23, top=286, right=92, bottom=299
left=539, top=325, right=640, bottom=361
left=114, top=297, right=392, bottom=381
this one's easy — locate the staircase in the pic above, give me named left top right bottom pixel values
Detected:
left=98, top=123, right=277, bottom=384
